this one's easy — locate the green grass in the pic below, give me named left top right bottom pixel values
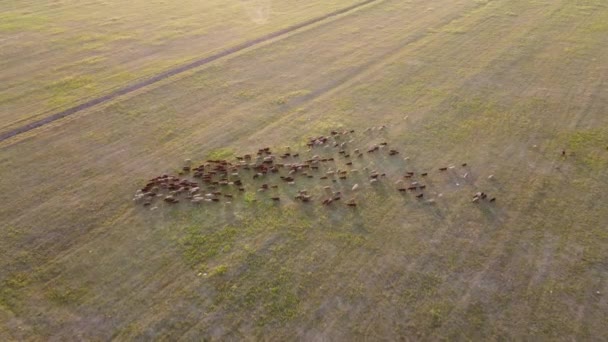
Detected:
left=1, top=0, right=608, bottom=339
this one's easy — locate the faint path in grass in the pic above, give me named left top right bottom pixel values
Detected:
left=0, top=0, right=382, bottom=143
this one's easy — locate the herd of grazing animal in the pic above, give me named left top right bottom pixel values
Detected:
left=134, top=127, right=499, bottom=210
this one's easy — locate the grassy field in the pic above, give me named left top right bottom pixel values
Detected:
left=1, top=0, right=608, bottom=340
left=0, top=0, right=364, bottom=133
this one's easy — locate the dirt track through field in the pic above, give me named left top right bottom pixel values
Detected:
left=0, top=0, right=381, bottom=143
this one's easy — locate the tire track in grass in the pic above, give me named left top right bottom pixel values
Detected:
left=0, top=0, right=382, bottom=143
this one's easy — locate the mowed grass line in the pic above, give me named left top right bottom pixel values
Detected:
left=1, top=0, right=607, bottom=339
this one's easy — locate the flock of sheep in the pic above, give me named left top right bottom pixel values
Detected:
left=133, top=128, right=497, bottom=210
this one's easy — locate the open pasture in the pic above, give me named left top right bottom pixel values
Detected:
left=0, top=0, right=364, bottom=133
left=1, top=0, right=607, bottom=340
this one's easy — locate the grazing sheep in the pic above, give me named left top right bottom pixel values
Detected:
left=352, top=184, right=359, bottom=191
left=489, top=197, right=496, bottom=202
left=488, top=175, right=494, bottom=180
left=439, top=167, right=448, bottom=171
left=421, top=173, right=428, bottom=177
left=462, top=163, right=467, bottom=167
left=416, top=193, right=424, bottom=199
left=164, top=196, right=179, bottom=204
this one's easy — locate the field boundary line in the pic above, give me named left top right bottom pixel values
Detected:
left=0, top=0, right=381, bottom=143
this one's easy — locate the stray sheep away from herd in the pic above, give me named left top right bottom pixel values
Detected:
left=133, top=127, right=498, bottom=211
